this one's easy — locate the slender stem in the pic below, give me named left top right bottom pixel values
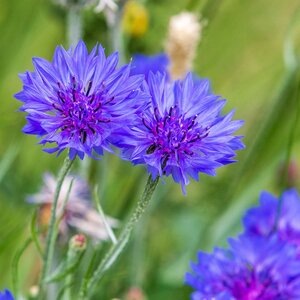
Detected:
left=186, top=0, right=222, bottom=21
left=64, top=271, right=72, bottom=300
left=107, top=0, right=127, bottom=62
left=67, top=6, right=82, bottom=47
left=40, top=157, right=74, bottom=286
left=60, top=178, right=74, bottom=221
left=79, top=175, right=159, bottom=299
left=64, top=248, right=75, bottom=300
left=186, top=0, right=201, bottom=11
left=80, top=252, right=98, bottom=300
left=200, top=0, right=223, bottom=21
left=31, top=209, right=43, bottom=258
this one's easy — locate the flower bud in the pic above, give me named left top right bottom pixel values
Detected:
left=70, top=234, right=87, bottom=251
left=28, top=285, right=39, bottom=299
left=45, top=234, right=87, bottom=283
left=125, top=287, right=146, bottom=300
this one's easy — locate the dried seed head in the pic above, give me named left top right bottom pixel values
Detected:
left=165, top=12, right=202, bottom=79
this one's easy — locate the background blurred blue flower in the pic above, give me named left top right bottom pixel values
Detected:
left=243, top=188, right=300, bottom=252
left=186, top=234, right=300, bottom=300
left=0, top=290, right=14, bottom=300
left=130, top=53, right=203, bottom=84
left=130, top=53, right=169, bottom=80
left=118, top=72, right=244, bottom=193
left=15, top=40, right=146, bottom=159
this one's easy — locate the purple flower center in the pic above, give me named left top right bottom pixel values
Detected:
left=53, top=77, right=113, bottom=144
left=230, top=272, right=277, bottom=299
left=143, top=106, right=209, bottom=162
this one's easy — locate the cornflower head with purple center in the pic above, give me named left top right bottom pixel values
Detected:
left=185, top=234, right=300, bottom=300
left=243, top=188, right=300, bottom=252
left=15, top=40, right=146, bottom=159
left=118, top=72, right=244, bottom=194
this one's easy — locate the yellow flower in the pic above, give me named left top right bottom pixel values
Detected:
left=122, top=0, right=149, bottom=37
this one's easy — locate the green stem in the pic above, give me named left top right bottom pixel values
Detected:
left=80, top=252, right=98, bottom=299
left=186, top=0, right=201, bottom=11
left=107, top=0, right=127, bottom=62
left=40, top=157, right=74, bottom=287
left=186, top=0, right=222, bottom=20
left=64, top=250, right=76, bottom=300
left=200, top=0, right=223, bottom=21
left=64, top=276, right=72, bottom=300
left=67, top=6, right=82, bottom=47
left=79, top=175, right=159, bottom=299
left=31, top=209, right=43, bottom=258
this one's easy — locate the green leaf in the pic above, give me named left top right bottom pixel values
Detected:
left=30, top=209, right=43, bottom=258
left=12, top=237, right=32, bottom=297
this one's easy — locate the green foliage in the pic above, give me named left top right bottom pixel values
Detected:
left=0, top=0, right=300, bottom=299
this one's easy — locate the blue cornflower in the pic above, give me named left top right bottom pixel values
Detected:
left=185, top=234, right=300, bottom=300
left=130, top=53, right=203, bottom=83
left=0, top=290, right=14, bottom=300
left=118, top=72, right=244, bottom=193
left=15, top=40, right=146, bottom=159
left=130, top=53, right=169, bottom=80
left=243, top=188, right=300, bottom=252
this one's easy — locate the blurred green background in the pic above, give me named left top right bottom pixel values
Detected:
left=0, top=0, right=300, bottom=299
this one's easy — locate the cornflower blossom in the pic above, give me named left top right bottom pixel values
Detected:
left=28, top=173, right=118, bottom=242
left=0, top=290, right=14, bottom=300
left=185, top=234, right=300, bottom=300
left=118, top=72, right=244, bottom=194
left=243, top=188, right=300, bottom=251
left=15, top=40, right=146, bottom=159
